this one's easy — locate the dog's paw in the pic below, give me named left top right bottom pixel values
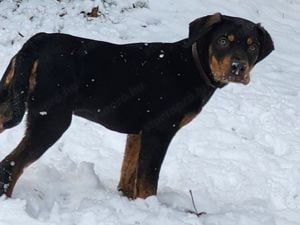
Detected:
left=0, top=161, right=12, bottom=197
left=118, top=186, right=135, bottom=200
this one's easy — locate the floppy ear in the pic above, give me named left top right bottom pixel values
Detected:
left=185, top=12, right=222, bottom=47
left=256, top=24, right=274, bottom=62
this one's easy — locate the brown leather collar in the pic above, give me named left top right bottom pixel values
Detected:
left=192, top=42, right=217, bottom=89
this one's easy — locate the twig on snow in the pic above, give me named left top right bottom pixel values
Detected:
left=186, top=190, right=207, bottom=217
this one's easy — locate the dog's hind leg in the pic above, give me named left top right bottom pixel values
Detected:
left=0, top=106, right=72, bottom=197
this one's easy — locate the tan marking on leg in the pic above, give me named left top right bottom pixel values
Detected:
left=118, top=133, right=141, bottom=199
left=0, top=114, right=4, bottom=132
left=0, top=101, right=12, bottom=131
left=0, top=114, right=5, bottom=125
left=29, top=60, right=39, bottom=91
left=4, top=57, right=16, bottom=86
left=179, top=112, right=198, bottom=128
left=135, top=179, right=156, bottom=199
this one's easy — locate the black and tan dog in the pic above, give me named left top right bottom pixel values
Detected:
left=0, top=13, right=273, bottom=199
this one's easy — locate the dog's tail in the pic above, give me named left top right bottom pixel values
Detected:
left=0, top=33, right=46, bottom=130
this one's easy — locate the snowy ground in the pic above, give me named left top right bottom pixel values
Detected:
left=0, top=0, right=300, bottom=224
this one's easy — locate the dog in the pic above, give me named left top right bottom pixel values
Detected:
left=0, top=13, right=274, bottom=199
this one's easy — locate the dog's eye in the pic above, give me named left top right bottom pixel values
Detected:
left=248, top=44, right=258, bottom=53
left=217, top=37, right=229, bottom=48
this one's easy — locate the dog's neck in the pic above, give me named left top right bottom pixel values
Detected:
left=191, top=42, right=226, bottom=89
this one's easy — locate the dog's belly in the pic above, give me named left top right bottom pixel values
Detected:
left=73, top=105, right=143, bottom=134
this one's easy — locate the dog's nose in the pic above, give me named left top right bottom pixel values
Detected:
left=231, top=60, right=247, bottom=76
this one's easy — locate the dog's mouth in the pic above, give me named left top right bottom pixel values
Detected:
left=215, top=72, right=251, bottom=85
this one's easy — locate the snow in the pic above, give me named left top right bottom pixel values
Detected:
left=39, top=112, right=48, bottom=116
left=0, top=0, right=300, bottom=224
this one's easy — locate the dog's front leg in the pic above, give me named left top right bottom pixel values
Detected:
left=134, top=129, right=177, bottom=199
left=118, top=133, right=141, bottom=199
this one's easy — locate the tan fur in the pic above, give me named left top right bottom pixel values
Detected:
left=209, top=46, right=232, bottom=82
left=0, top=102, right=11, bottom=129
left=0, top=114, right=5, bottom=127
left=29, top=60, right=39, bottom=91
left=135, top=179, right=156, bottom=199
left=247, top=37, right=253, bottom=45
left=179, top=112, right=198, bottom=128
left=118, top=133, right=141, bottom=198
left=209, top=46, right=252, bottom=84
left=228, top=34, right=235, bottom=42
left=242, top=65, right=253, bottom=85
left=5, top=57, right=16, bottom=86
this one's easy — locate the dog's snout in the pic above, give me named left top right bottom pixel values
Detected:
left=231, top=60, right=247, bottom=76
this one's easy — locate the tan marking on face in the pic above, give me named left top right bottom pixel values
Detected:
left=179, top=112, right=198, bottom=128
left=241, top=65, right=253, bottom=85
left=5, top=57, right=16, bottom=86
left=209, top=47, right=232, bottom=83
left=227, top=34, right=235, bottom=42
left=247, top=37, right=253, bottom=45
left=118, top=133, right=141, bottom=199
left=29, top=60, right=39, bottom=90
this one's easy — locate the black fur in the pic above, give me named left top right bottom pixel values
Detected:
left=0, top=13, right=274, bottom=198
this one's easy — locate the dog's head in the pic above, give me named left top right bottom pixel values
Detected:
left=186, top=13, right=274, bottom=85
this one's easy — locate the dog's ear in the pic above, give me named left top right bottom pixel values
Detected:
left=185, top=13, right=222, bottom=47
left=256, top=24, right=274, bottom=63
